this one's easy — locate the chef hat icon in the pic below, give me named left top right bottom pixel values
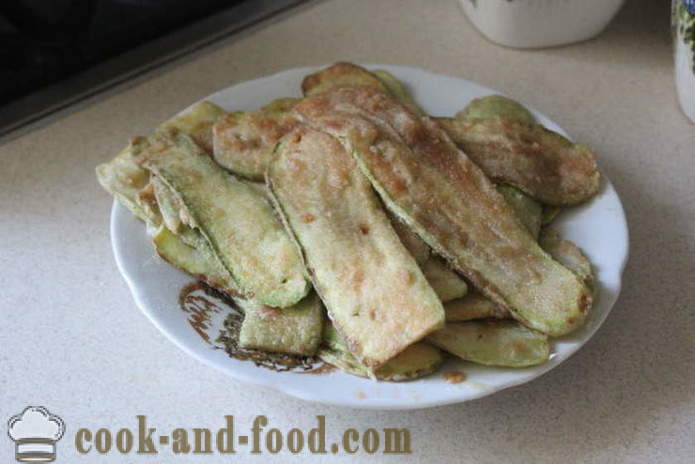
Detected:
left=8, top=407, right=64, bottom=462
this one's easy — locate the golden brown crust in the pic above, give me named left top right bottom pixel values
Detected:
left=268, top=125, right=444, bottom=367
left=444, top=292, right=509, bottom=322
left=301, top=62, right=386, bottom=96
left=292, top=86, right=591, bottom=336
left=436, top=117, right=600, bottom=206
left=212, top=111, right=298, bottom=181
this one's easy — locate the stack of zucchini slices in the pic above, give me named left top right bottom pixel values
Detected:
left=97, top=62, right=599, bottom=380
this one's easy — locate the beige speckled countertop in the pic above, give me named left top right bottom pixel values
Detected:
left=2, top=0, right=693, bottom=462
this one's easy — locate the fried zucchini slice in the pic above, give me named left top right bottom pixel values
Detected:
left=213, top=65, right=412, bottom=182
left=134, top=179, right=162, bottom=230
left=390, top=214, right=430, bottom=264
left=96, top=138, right=153, bottom=223
left=151, top=176, right=185, bottom=233
left=212, top=110, right=298, bottom=181
left=318, top=324, right=443, bottom=381
left=420, top=256, right=469, bottom=302
left=98, top=101, right=244, bottom=298
left=371, top=69, right=423, bottom=114
left=540, top=229, right=594, bottom=286
left=137, top=129, right=309, bottom=308
left=159, top=101, right=227, bottom=154
left=497, top=184, right=543, bottom=238
left=97, top=100, right=226, bottom=219
left=445, top=293, right=508, bottom=322
left=293, top=86, right=591, bottom=336
left=236, top=293, right=324, bottom=356
left=458, top=95, right=544, bottom=237
left=456, top=95, right=535, bottom=124
left=427, top=320, right=549, bottom=367
left=152, top=226, right=242, bottom=296
left=301, top=62, right=387, bottom=96
left=392, top=214, right=469, bottom=301
left=435, top=116, right=600, bottom=206
left=459, top=96, right=543, bottom=237
left=303, top=63, right=423, bottom=112
left=260, top=97, right=301, bottom=113
left=268, top=126, right=445, bottom=368
left=151, top=176, right=242, bottom=296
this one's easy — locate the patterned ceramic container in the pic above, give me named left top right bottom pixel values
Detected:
left=674, top=0, right=695, bottom=122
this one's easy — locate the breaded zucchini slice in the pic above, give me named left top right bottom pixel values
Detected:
left=97, top=100, right=226, bottom=220
left=159, top=100, right=226, bottom=154
left=137, top=129, right=309, bottom=308
left=213, top=65, right=412, bottom=182
left=150, top=176, right=241, bottom=296
left=427, top=320, right=549, bottom=367
left=301, top=62, right=387, bottom=96
left=260, top=97, right=301, bottom=113
left=292, top=86, right=591, bottom=337
left=236, top=293, right=325, bottom=356
left=152, top=226, right=242, bottom=296
left=391, top=213, right=469, bottom=302
left=268, top=126, right=445, bottom=368
left=303, top=63, right=422, bottom=111
left=540, top=229, right=594, bottom=286
left=318, top=324, right=443, bottom=381
left=456, top=95, right=535, bottom=124
left=444, top=293, right=508, bottom=322
left=420, top=256, right=469, bottom=302
left=459, top=94, right=544, bottom=238
left=371, top=69, right=423, bottom=114
left=497, top=184, right=543, bottom=239
left=435, top=116, right=600, bottom=206
left=96, top=139, right=153, bottom=223
left=134, top=181, right=162, bottom=229
left=212, top=110, right=298, bottom=181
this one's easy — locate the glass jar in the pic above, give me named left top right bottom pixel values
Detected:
left=673, top=0, right=695, bottom=122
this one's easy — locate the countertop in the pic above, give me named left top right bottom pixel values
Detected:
left=1, top=0, right=693, bottom=462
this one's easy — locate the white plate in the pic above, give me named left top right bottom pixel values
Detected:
left=111, top=64, right=629, bottom=410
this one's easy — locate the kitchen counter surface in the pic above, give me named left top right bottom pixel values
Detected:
left=2, top=0, right=693, bottom=462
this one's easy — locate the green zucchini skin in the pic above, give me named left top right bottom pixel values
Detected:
left=137, top=129, right=309, bottom=308
left=539, top=229, right=594, bottom=287
left=268, top=126, right=444, bottom=369
left=236, top=293, right=325, bottom=356
left=427, top=320, right=550, bottom=368
left=497, top=184, right=543, bottom=239
left=455, top=95, right=535, bottom=124
left=152, top=226, right=242, bottom=297
left=318, top=324, right=443, bottom=381
left=292, top=86, right=591, bottom=337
